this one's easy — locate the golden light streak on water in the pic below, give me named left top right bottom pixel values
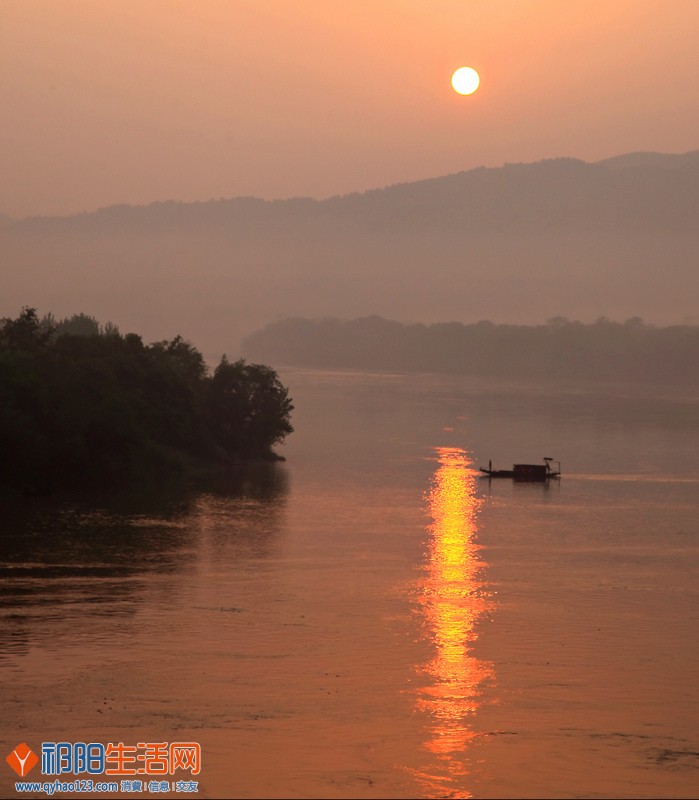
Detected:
left=413, top=446, right=495, bottom=797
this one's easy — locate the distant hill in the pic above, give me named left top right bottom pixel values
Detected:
left=2, top=150, right=698, bottom=354
left=594, top=150, right=699, bottom=170
left=242, top=315, right=699, bottom=387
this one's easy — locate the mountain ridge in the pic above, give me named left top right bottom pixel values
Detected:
left=3, top=149, right=698, bottom=352
left=7, top=149, right=699, bottom=225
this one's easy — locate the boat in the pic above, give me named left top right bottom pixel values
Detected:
left=480, top=457, right=561, bottom=481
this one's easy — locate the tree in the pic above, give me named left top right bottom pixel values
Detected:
left=0, top=308, right=294, bottom=492
left=0, top=307, right=53, bottom=352
left=54, top=312, right=100, bottom=337
left=207, top=358, right=294, bottom=457
left=149, top=335, right=207, bottom=384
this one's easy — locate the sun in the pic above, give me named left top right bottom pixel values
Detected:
left=451, top=67, right=480, bottom=96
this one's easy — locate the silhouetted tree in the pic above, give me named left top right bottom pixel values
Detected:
left=0, top=309, right=293, bottom=494
left=0, top=307, right=53, bottom=352
left=54, top=312, right=100, bottom=337
left=207, top=358, right=294, bottom=457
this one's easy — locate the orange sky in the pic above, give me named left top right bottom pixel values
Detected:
left=2, top=0, right=698, bottom=217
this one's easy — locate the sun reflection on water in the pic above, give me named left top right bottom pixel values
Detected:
left=413, top=446, right=495, bottom=798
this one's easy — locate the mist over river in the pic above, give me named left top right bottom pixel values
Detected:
left=2, top=369, right=698, bottom=798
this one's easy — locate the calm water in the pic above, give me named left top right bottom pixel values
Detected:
left=1, top=370, right=698, bottom=798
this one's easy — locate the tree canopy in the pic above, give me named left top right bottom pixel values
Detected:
left=0, top=308, right=293, bottom=494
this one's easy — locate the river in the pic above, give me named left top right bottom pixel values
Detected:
left=1, top=369, right=698, bottom=798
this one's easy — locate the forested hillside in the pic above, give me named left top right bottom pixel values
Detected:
left=243, top=315, right=699, bottom=386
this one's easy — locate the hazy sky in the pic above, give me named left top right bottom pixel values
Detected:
left=2, top=0, right=698, bottom=217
